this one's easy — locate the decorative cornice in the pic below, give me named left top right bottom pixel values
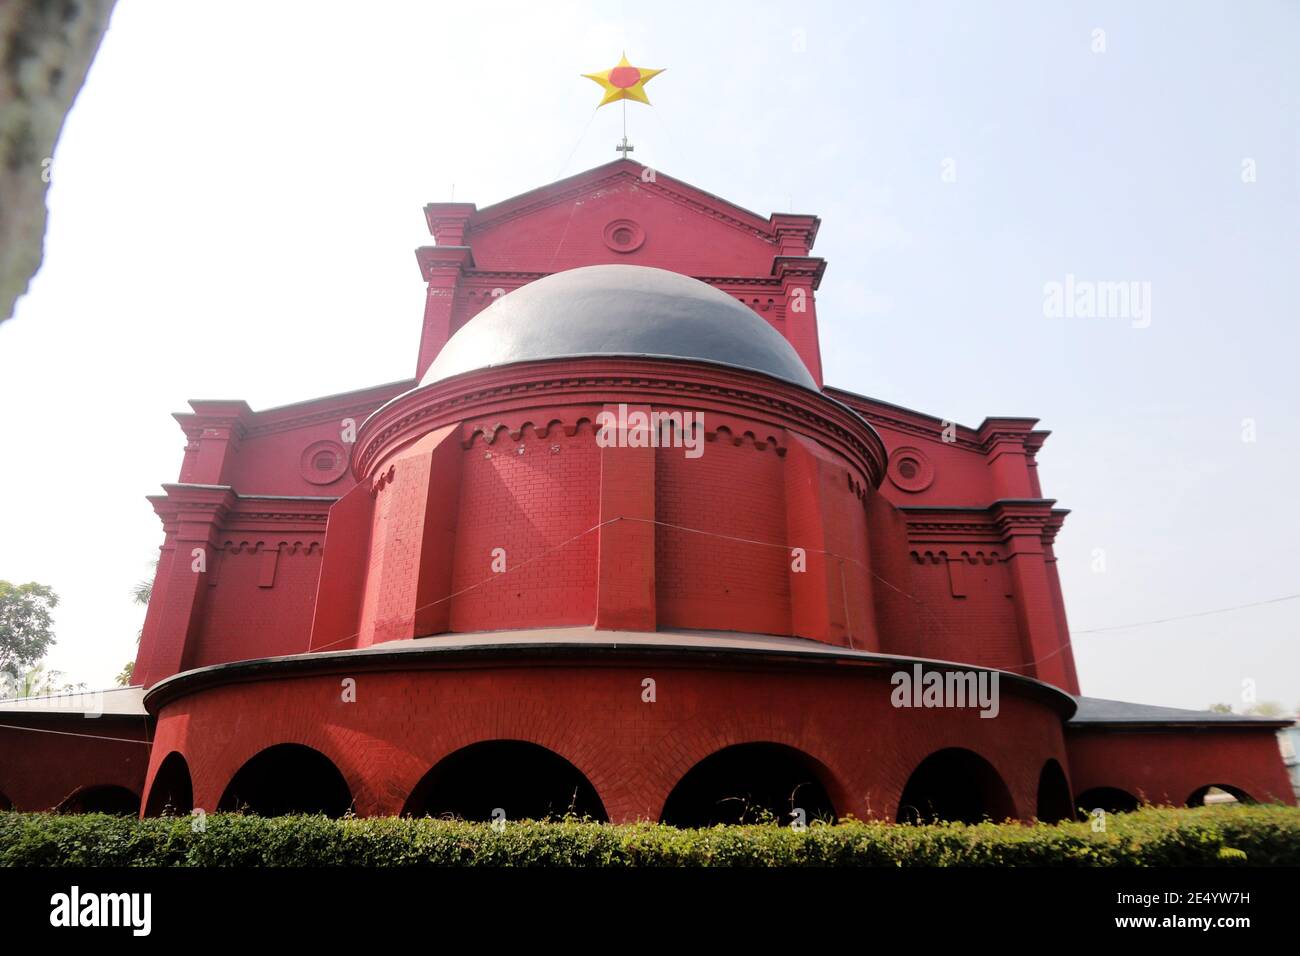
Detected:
left=770, top=212, right=821, bottom=253
left=415, top=245, right=475, bottom=278
left=825, top=389, right=985, bottom=453
left=225, top=493, right=333, bottom=530
left=902, top=508, right=1004, bottom=545
left=771, top=256, right=827, bottom=290
left=459, top=271, right=547, bottom=285
left=147, top=484, right=238, bottom=538
left=149, top=487, right=334, bottom=538
left=825, top=391, right=1056, bottom=465
left=422, top=202, right=476, bottom=243
left=173, top=403, right=251, bottom=447
left=991, top=500, right=1070, bottom=544
left=224, top=511, right=329, bottom=527
left=459, top=409, right=788, bottom=456
left=902, top=502, right=1069, bottom=547
left=1024, top=429, right=1050, bottom=459
left=355, top=358, right=888, bottom=489
left=696, top=275, right=785, bottom=290
left=242, top=392, right=410, bottom=440
left=977, top=418, right=1045, bottom=457
left=172, top=382, right=413, bottom=443
left=911, top=548, right=1004, bottom=564
left=219, top=539, right=322, bottom=554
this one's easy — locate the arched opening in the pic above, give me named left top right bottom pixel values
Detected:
left=1076, top=786, right=1140, bottom=815
left=59, top=785, right=139, bottom=815
left=1035, top=759, right=1073, bottom=823
left=0, top=791, right=11, bottom=811
left=144, top=752, right=194, bottom=817
left=896, top=748, right=1016, bottom=824
left=660, top=743, right=837, bottom=827
left=218, top=744, right=352, bottom=817
left=402, top=740, right=607, bottom=822
left=1187, top=784, right=1255, bottom=807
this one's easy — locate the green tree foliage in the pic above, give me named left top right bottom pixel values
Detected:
left=0, top=581, right=58, bottom=679
left=131, top=574, right=153, bottom=609
left=6, top=662, right=80, bottom=698
left=1245, top=701, right=1285, bottom=718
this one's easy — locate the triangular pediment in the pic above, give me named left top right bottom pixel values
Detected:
left=470, top=160, right=777, bottom=240
left=424, top=160, right=817, bottom=276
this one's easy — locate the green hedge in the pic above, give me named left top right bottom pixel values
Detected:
left=1, top=805, right=1297, bottom=866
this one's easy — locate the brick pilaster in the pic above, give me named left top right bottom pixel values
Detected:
left=595, top=404, right=656, bottom=631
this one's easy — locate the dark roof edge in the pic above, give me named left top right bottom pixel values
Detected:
left=1069, top=717, right=1294, bottom=730
left=143, top=635, right=1078, bottom=718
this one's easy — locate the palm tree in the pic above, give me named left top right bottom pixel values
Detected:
left=131, top=576, right=152, bottom=609
left=1, top=663, right=81, bottom=699
left=116, top=559, right=157, bottom=687
left=132, top=560, right=156, bottom=638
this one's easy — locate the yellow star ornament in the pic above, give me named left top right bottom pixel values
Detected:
left=582, top=53, right=664, bottom=108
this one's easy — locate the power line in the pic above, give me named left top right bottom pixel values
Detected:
left=1074, top=592, right=1300, bottom=635
left=0, top=722, right=151, bottom=745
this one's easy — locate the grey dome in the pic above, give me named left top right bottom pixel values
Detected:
left=420, top=264, right=817, bottom=389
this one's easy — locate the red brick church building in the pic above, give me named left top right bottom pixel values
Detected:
left=1, top=160, right=1292, bottom=823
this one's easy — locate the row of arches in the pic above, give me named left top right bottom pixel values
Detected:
left=142, top=743, right=1068, bottom=825
left=1077, top=783, right=1255, bottom=814
left=41, top=744, right=1254, bottom=823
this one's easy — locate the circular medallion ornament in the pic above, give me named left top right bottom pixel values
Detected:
left=602, top=218, right=645, bottom=254
left=300, top=440, right=348, bottom=485
left=887, top=446, right=935, bottom=493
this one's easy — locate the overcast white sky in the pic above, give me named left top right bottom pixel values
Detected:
left=1, top=0, right=1297, bottom=711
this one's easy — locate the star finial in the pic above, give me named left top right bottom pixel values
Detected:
left=582, top=53, right=665, bottom=108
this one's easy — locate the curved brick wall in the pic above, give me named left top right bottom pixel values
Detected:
left=655, top=434, right=789, bottom=635
left=450, top=425, right=600, bottom=631
left=307, top=358, right=892, bottom=653
left=143, top=653, right=1072, bottom=824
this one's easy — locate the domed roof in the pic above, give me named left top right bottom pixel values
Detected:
left=420, top=264, right=818, bottom=389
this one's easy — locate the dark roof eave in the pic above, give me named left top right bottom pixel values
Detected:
left=142, top=633, right=1078, bottom=718
left=1068, top=695, right=1294, bottom=730
left=1069, top=718, right=1294, bottom=731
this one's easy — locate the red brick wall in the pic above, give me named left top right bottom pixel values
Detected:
left=0, top=718, right=149, bottom=812
left=1067, top=728, right=1296, bottom=807
left=866, top=488, right=918, bottom=654
left=309, top=482, right=374, bottom=652
left=655, top=436, right=790, bottom=635
left=188, top=544, right=323, bottom=667
left=595, top=407, right=656, bottom=630
left=901, top=553, right=1024, bottom=674
left=784, top=432, right=878, bottom=650
left=449, top=426, right=600, bottom=631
